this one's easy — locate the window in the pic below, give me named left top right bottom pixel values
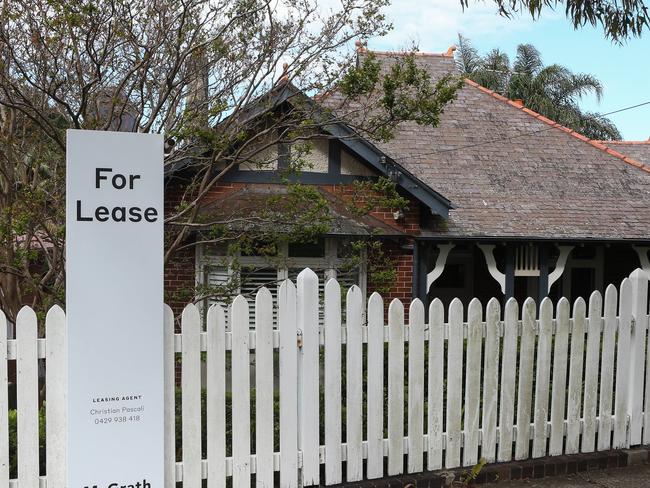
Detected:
left=197, top=237, right=365, bottom=327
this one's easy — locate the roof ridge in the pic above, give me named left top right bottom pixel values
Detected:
left=597, top=140, right=650, bottom=145
left=464, top=78, right=650, bottom=175
left=358, top=46, right=456, bottom=58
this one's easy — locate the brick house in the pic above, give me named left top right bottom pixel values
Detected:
left=164, top=47, right=650, bottom=318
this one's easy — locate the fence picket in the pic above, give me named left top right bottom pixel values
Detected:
left=255, top=289, right=274, bottom=488
left=0, top=310, right=7, bottom=487
left=532, top=298, right=552, bottom=458
left=630, top=269, right=648, bottom=445
left=446, top=298, right=463, bottom=468
left=279, top=280, right=298, bottom=488
left=582, top=291, right=602, bottom=453
left=482, top=298, right=500, bottom=463
left=463, top=298, right=482, bottom=465
left=367, top=293, right=385, bottom=479
left=164, top=305, right=176, bottom=488
left=207, top=304, right=227, bottom=488
left=613, top=278, right=633, bottom=448
left=346, top=286, right=363, bottom=481
left=407, top=299, right=425, bottom=473
left=515, top=298, right=536, bottom=460
left=550, top=298, right=570, bottom=456
left=498, top=298, right=518, bottom=463
left=566, top=298, right=586, bottom=454
left=45, top=306, right=66, bottom=488
left=324, top=279, right=342, bottom=485
left=181, top=304, right=202, bottom=487
left=427, top=299, right=445, bottom=470
left=388, top=299, right=405, bottom=475
left=16, top=306, right=39, bottom=488
left=298, top=269, right=320, bottom=486
left=597, top=285, right=617, bottom=451
left=232, top=296, right=251, bottom=488
left=635, top=269, right=650, bottom=444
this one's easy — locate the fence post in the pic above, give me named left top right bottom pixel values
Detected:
left=629, top=269, right=649, bottom=445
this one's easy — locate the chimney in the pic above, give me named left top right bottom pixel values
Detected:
left=186, top=47, right=209, bottom=129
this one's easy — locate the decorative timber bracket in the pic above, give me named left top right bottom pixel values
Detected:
left=478, top=243, right=574, bottom=295
left=477, top=244, right=506, bottom=293
left=632, top=246, right=650, bottom=279
left=548, top=245, right=574, bottom=292
left=426, top=243, right=455, bottom=291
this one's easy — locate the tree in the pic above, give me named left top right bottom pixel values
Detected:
left=0, top=0, right=461, bottom=320
left=460, top=0, right=649, bottom=42
left=456, top=35, right=621, bottom=140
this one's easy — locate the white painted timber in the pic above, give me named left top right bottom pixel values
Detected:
left=324, top=279, right=342, bottom=485
left=367, top=292, right=385, bottom=479
left=532, top=298, right=552, bottom=458
left=255, top=290, right=274, bottom=488
left=181, top=304, right=202, bottom=487
left=407, top=299, right=425, bottom=473
left=232, top=296, right=251, bottom=488
left=598, top=285, right=617, bottom=451
left=428, top=299, right=445, bottom=470
left=346, top=286, right=363, bottom=481
left=515, top=298, right=536, bottom=460
left=387, top=299, right=405, bottom=475
left=45, top=306, right=66, bottom=488
left=297, top=269, right=320, bottom=486
left=17, top=306, right=39, bottom=488
left=207, top=304, right=227, bottom=488
left=549, top=298, right=570, bottom=456
left=481, top=298, right=500, bottom=463
left=566, top=298, right=586, bottom=454
left=164, top=305, right=176, bottom=488
left=614, top=278, right=633, bottom=448
left=629, top=269, right=648, bottom=445
left=446, top=298, right=463, bottom=468
left=498, top=298, right=518, bottom=463
left=279, top=280, right=298, bottom=488
left=464, top=298, right=482, bottom=465
left=582, top=291, right=602, bottom=453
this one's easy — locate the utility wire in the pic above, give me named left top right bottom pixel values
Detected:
left=398, top=99, right=650, bottom=159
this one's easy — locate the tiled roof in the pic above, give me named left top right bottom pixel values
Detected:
left=361, top=50, right=650, bottom=241
left=598, top=140, right=650, bottom=168
left=197, top=184, right=405, bottom=237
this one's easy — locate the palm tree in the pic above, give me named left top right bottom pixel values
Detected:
left=456, top=35, right=621, bottom=140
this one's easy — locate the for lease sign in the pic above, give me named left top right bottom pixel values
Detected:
left=66, top=130, right=164, bottom=488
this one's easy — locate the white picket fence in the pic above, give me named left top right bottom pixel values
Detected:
left=1, top=268, right=650, bottom=487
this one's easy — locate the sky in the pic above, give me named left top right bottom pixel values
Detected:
left=369, top=0, right=650, bottom=140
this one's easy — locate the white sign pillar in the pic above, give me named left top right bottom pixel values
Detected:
left=66, top=130, right=164, bottom=488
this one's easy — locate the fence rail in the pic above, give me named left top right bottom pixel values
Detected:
left=1, top=268, right=649, bottom=487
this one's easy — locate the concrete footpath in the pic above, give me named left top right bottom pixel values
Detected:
left=482, top=462, right=650, bottom=487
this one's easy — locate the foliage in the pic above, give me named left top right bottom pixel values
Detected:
left=462, top=457, right=487, bottom=485
left=456, top=35, right=621, bottom=140
left=342, top=238, right=398, bottom=294
left=0, top=0, right=462, bottom=319
left=461, top=0, right=649, bottom=42
left=348, top=176, right=410, bottom=216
